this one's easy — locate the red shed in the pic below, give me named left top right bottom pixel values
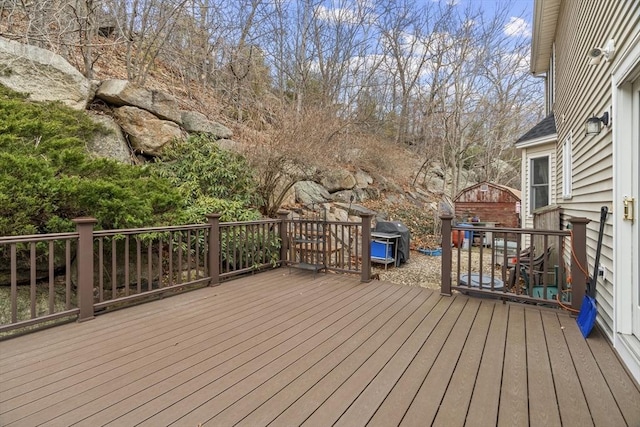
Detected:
left=453, top=182, right=521, bottom=228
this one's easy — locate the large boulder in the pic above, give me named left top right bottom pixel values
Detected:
left=355, top=169, right=373, bottom=188
left=320, top=169, right=356, bottom=192
left=334, top=202, right=375, bottom=217
left=332, top=188, right=369, bottom=203
left=181, top=110, right=233, bottom=139
left=294, top=181, right=331, bottom=205
left=0, top=37, right=91, bottom=110
left=113, top=106, right=183, bottom=156
left=87, top=114, right=132, bottom=163
left=97, top=79, right=182, bottom=124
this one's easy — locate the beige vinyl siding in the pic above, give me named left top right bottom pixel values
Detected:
left=552, top=0, right=640, bottom=339
left=521, top=142, right=557, bottom=230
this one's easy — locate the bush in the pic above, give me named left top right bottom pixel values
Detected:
left=0, top=86, right=182, bottom=235
left=152, top=135, right=260, bottom=222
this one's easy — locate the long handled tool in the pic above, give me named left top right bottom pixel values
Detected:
left=577, top=205, right=608, bottom=338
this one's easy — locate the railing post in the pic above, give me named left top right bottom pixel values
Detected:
left=360, top=213, right=373, bottom=283
left=73, top=217, right=97, bottom=322
left=278, top=210, right=289, bottom=268
left=206, top=213, right=221, bottom=287
left=569, top=217, right=590, bottom=311
left=440, top=215, right=453, bottom=296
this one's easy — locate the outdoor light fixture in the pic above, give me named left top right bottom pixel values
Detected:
left=588, top=39, right=616, bottom=65
left=585, top=111, right=609, bottom=135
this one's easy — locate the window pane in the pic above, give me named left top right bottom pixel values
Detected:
left=532, top=157, right=549, bottom=185
left=533, top=186, right=549, bottom=210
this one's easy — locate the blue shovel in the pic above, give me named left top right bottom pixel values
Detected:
left=577, top=206, right=608, bottom=338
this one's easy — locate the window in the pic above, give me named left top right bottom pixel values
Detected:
left=530, top=156, right=549, bottom=213
left=562, top=132, right=572, bottom=198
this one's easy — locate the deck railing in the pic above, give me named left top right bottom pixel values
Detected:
left=0, top=231, right=80, bottom=332
left=281, top=213, right=373, bottom=277
left=1, top=212, right=372, bottom=335
left=440, top=215, right=589, bottom=311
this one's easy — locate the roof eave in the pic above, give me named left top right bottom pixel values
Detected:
left=530, top=0, right=561, bottom=75
left=515, top=133, right=557, bottom=149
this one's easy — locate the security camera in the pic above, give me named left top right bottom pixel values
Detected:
left=588, top=47, right=603, bottom=58
left=588, top=39, right=615, bottom=65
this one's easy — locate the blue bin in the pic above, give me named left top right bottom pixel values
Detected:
left=371, top=241, right=392, bottom=259
left=458, top=223, right=474, bottom=241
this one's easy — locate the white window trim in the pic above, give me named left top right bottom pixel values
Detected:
left=529, top=155, right=550, bottom=214
left=562, top=132, right=573, bottom=199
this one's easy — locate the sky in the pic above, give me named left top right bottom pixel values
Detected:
left=428, top=0, right=533, bottom=39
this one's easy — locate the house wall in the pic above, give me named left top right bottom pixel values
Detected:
left=552, top=0, right=640, bottom=338
left=520, top=141, right=557, bottom=230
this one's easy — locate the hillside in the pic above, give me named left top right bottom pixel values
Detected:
left=0, top=1, right=544, bottom=244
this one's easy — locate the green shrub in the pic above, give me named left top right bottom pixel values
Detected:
left=153, top=135, right=260, bottom=222
left=0, top=85, right=182, bottom=235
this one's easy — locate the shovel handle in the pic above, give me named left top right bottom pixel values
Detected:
left=589, top=206, right=608, bottom=298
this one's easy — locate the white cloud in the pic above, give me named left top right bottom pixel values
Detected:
left=504, top=17, right=531, bottom=38
left=316, top=5, right=359, bottom=24
left=505, top=52, right=530, bottom=73
left=432, top=0, right=461, bottom=5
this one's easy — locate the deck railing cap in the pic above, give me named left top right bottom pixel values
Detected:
left=72, top=217, right=98, bottom=225
left=568, top=217, right=590, bottom=224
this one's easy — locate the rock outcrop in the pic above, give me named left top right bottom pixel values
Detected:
left=181, top=110, right=233, bottom=138
left=0, top=37, right=92, bottom=110
left=294, top=181, right=332, bottom=205
left=320, top=169, right=357, bottom=193
left=0, top=38, right=421, bottom=219
left=113, top=106, right=183, bottom=156
left=96, top=79, right=182, bottom=124
left=87, top=114, right=132, bottom=163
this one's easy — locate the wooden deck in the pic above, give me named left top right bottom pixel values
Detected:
left=1, top=269, right=639, bottom=426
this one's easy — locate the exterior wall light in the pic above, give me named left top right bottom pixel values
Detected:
left=588, top=39, right=616, bottom=65
left=585, top=111, right=609, bottom=135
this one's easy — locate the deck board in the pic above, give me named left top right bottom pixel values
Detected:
left=1, top=269, right=639, bottom=427
left=541, top=310, right=594, bottom=426
left=1, top=273, right=327, bottom=393
left=2, top=274, right=346, bottom=423
left=139, top=284, right=416, bottom=427
left=366, top=296, right=465, bottom=426
left=302, top=289, right=442, bottom=427
left=211, top=288, right=433, bottom=426
left=498, top=304, right=529, bottom=427
left=271, top=286, right=433, bottom=426
left=557, top=314, right=628, bottom=426
left=586, top=328, right=640, bottom=424
left=230, top=288, right=436, bottom=427
left=35, top=275, right=381, bottom=426
left=525, top=309, right=562, bottom=427
left=431, top=300, right=494, bottom=427
left=465, top=299, right=508, bottom=426
left=400, top=297, right=482, bottom=426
